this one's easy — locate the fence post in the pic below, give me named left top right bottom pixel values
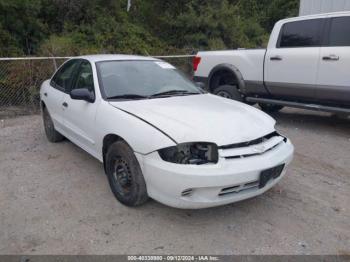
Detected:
left=52, top=58, right=57, bottom=71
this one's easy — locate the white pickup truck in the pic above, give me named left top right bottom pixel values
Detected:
left=193, top=11, right=350, bottom=114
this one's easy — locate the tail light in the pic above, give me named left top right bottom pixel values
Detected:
left=192, top=56, right=201, bottom=72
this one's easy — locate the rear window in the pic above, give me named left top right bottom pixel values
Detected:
left=278, top=19, right=324, bottom=48
left=328, top=16, right=350, bottom=46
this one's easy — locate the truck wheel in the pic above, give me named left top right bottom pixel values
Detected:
left=259, top=103, right=284, bottom=113
left=214, top=85, right=243, bottom=102
left=43, top=107, right=64, bottom=143
left=105, top=140, right=148, bottom=207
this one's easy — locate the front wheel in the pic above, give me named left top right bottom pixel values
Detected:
left=259, top=103, right=284, bottom=113
left=213, top=85, right=243, bottom=102
left=105, top=141, right=148, bottom=207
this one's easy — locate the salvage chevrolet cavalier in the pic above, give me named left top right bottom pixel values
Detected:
left=40, top=55, right=294, bottom=209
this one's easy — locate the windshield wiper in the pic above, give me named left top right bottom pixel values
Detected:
left=107, top=94, right=149, bottom=100
left=150, top=90, right=200, bottom=98
left=107, top=90, right=200, bottom=100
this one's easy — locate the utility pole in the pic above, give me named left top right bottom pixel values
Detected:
left=127, top=0, right=131, bottom=12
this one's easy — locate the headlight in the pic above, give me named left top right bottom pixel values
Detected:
left=158, top=142, right=218, bottom=165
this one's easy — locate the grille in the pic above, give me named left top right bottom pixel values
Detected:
left=219, top=180, right=259, bottom=196
left=219, top=132, right=286, bottom=160
left=219, top=164, right=285, bottom=197
left=181, top=188, right=193, bottom=197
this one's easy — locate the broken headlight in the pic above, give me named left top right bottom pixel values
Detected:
left=158, top=142, right=218, bottom=165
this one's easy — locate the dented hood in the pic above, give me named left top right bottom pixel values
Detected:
left=109, top=94, right=276, bottom=146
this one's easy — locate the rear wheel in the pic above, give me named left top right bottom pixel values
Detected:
left=42, top=107, right=64, bottom=143
left=105, top=141, right=148, bottom=207
left=213, top=85, right=243, bottom=102
left=259, top=103, right=284, bottom=113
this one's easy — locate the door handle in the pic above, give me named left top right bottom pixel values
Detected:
left=322, top=55, right=339, bottom=61
left=44, top=92, right=47, bottom=97
left=62, top=102, right=68, bottom=108
left=270, top=56, right=282, bottom=61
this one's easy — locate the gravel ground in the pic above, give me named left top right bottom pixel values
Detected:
left=0, top=108, right=349, bottom=255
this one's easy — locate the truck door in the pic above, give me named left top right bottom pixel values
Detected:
left=316, top=15, right=350, bottom=106
left=265, top=18, right=326, bottom=100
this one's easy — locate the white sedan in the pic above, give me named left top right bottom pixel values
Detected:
left=40, top=54, right=294, bottom=209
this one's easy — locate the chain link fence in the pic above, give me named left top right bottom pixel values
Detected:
left=0, top=57, right=68, bottom=117
left=0, top=55, right=194, bottom=117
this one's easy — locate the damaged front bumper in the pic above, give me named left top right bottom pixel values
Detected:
left=135, top=138, right=294, bottom=209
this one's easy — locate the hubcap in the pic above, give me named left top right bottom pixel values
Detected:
left=216, top=91, right=232, bottom=99
left=113, top=158, right=132, bottom=195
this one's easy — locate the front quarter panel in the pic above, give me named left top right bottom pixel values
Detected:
left=95, top=102, right=176, bottom=160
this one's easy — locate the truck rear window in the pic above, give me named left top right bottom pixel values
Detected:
left=328, top=16, right=350, bottom=46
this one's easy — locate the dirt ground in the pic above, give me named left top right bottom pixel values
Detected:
left=0, top=108, right=349, bottom=255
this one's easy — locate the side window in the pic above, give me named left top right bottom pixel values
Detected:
left=51, top=59, right=80, bottom=92
left=72, top=61, right=94, bottom=93
left=328, top=16, right=350, bottom=46
left=278, top=19, right=324, bottom=48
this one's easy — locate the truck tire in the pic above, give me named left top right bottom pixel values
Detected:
left=105, top=140, right=149, bottom=207
left=43, top=107, right=64, bottom=143
left=331, top=113, right=350, bottom=119
left=259, top=103, right=284, bottom=113
left=214, top=85, right=243, bottom=102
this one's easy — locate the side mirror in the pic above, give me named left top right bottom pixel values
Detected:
left=70, top=88, right=95, bottom=103
left=195, top=82, right=206, bottom=90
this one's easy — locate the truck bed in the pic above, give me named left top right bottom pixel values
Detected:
left=195, top=49, right=266, bottom=83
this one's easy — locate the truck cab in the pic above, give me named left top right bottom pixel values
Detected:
left=194, top=12, right=350, bottom=114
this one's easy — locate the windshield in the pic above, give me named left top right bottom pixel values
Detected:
left=96, top=60, right=202, bottom=99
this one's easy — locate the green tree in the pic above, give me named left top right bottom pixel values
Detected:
left=0, top=0, right=45, bottom=54
left=0, top=0, right=300, bottom=56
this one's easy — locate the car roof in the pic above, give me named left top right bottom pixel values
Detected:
left=75, top=54, right=159, bottom=63
left=280, top=11, right=350, bottom=23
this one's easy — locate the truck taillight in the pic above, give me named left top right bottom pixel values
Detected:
left=192, top=56, right=201, bottom=72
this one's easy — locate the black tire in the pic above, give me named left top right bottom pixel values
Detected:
left=213, top=85, right=243, bottom=102
left=331, top=113, right=350, bottom=119
left=259, top=103, right=284, bottom=113
left=105, top=140, right=148, bottom=207
left=42, top=107, right=64, bottom=143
